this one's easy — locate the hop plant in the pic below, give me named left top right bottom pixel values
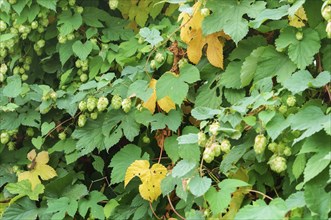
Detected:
left=254, top=134, right=267, bottom=154
left=211, top=142, right=221, bottom=157
left=7, top=142, right=15, bottom=151
left=268, top=142, right=278, bottom=153
left=78, top=100, right=87, bottom=111
left=111, top=95, right=122, bottom=110
left=122, top=98, right=132, bottom=113
left=26, top=128, right=34, bottom=137
left=155, top=53, right=164, bottom=63
left=90, top=112, right=98, bottom=120
left=220, top=139, right=231, bottom=153
left=197, top=132, right=207, bottom=147
left=268, top=155, right=287, bottom=173
left=200, top=8, right=210, bottom=17
left=87, top=97, right=97, bottom=112
left=108, top=0, right=118, bottom=10
left=209, top=121, right=220, bottom=136
left=295, top=32, right=303, bottom=41
left=203, top=147, right=214, bottom=163
left=58, top=132, right=66, bottom=140
left=286, top=95, right=296, bottom=107
left=142, top=136, right=151, bottom=144
left=97, top=96, right=109, bottom=112
left=78, top=114, right=87, bottom=127
left=283, top=147, right=292, bottom=156
left=0, top=132, right=10, bottom=144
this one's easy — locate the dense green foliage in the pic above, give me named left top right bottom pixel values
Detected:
left=0, top=0, right=330, bottom=219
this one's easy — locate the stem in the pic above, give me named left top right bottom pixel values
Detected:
left=167, top=195, right=185, bottom=220
left=249, top=189, right=273, bottom=201
left=149, top=202, right=162, bottom=220
left=45, top=112, right=81, bottom=138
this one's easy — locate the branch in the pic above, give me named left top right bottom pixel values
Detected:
left=167, top=195, right=185, bottom=220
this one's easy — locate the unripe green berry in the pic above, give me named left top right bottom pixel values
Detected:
left=0, top=132, right=10, bottom=144
left=78, top=114, right=87, bottom=127
left=209, top=121, right=220, bottom=136
left=220, top=139, right=231, bottom=153
left=295, top=32, right=303, bottom=41
left=286, top=95, right=296, bottom=107
left=254, top=134, right=267, bottom=154
left=142, top=136, right=151, bottom=144
left=122, top=98, right=132, bottom=113
left=87, top=97, right=97, bottom=112
left=268, top=155, right=287, bottom=173
left=90, top=112, right=98, bottom=120
left=79, top=100, right=87, bottom=111
left=111, top=95, right=122, bottom=110
left=58, top=132, right=66, bottom=140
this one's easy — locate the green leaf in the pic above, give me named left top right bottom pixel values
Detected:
left=150, top=110, right=182, bottom=132
left=6, top=180, right=44, bottom=201
left=276, top=27, right=320, bottom=70
left=139, top=27, right=163, bottom=47
left=104, top=199, right=119, bottom=219
left=2, top=197, right=39, bottom=220
left=179, top=64, right=200, bottom=84
left=229, top=36, right=267, bottom=61
left=304, top=150, right=330, bottom=183
left=46, top=197, right=78, bottom=219
left=109, top=144, right=149, bottom=185
left=188, top=176, right=211, bottom=197
left=0, top=33, right=17, bottom=42
left=3, top=75, right=22, bottom=98
left=292, top=154, right=306, bottom=179
left=235, top=198, right=288, bottom=220
left=72, top=40, right=93, bottom=61
left=164, top=135, right=180, bottom=163
left=321, top=44, right=331, bottom=72
left=59, top=41, right=74, bottom=66
left=240, top=46, right=297, bottom=86
left=82, top=7, right=110, bottom=27
left=285, top=191, right=306, bottom=210
left=161, top=175, right=177, bottom=196
left=172, top=160, right=197, bottom=178
left=41, top=122, right=55, bottom=136
left=58, top=11, right=83, bottom=35
left=78, top=191, right=107, bottom=220
left=220, top=61, right=243, bottom=89
left=195, top=76, right=223, bottom=108
left=249, top=5, right=290, bottom=28
left=31, top=136, right=43, bottom=149
left=191, top=107, right=222, bottom=120
left=103, top=16, right=133, bottom=41
left=37, top=0, right=56, bottom=11
left=156, top=73, right=187, bottom=105
left=92, top=155, right=104, bottom=174
left=220, top=142, right=251, bottom=174
left=206, top=179, right=250, bottom=215
left=177, top=134, right=198, bottom=145
left=266, top=113, right=290, bottom=141
left=11, top=0, right=29, bottom=15
left=203, top=0, right=266, bottom=44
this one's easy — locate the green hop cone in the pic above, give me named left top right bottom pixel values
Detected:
left=87, top=97, right=97, bottom=112
left=97, top=96, right=109, bottom=112
left=220, top=139, right=231, bottom=153
left=200, top=8, right=210, bottom=17
left=155, top=53, right=165, bottom=63
left=283, top=147, right=292, bottom=156
left=203, top=150, right=214, bottom=163
left=295, top=32, right=303, bottom=41
left=254, top=134, right=267, bottom=154
left=197, top=132, right=207, bottom=147
left=58, top=132, right=66, bottom=140
left=90, top=112, right=98, bottom=120
left=79, top=100, right=87, bottom=111
left=142, top=136, right=151, bottom=144
left=322, top=3, right=331, bottom=21
left=111, top=95, right=122, bottom=110
left=7, top=142, right=15, bottom=151
left=122, top=98, right=132, bottom=113
left=209, top=121, right=220, bottom=136
left=0, top=132, right=10, bottom=144
left=278, top=105, right=288, bottom=114
left=268, top=142, right=278, bottom=153
left=78, top=114, right=87, bottom=127
left=286, top=95, right=296, bottom=107
left=211, top=143, right=221, bottom=157
left=108, top=0, right=118, bottom=10
left=268, top=155, right=287, bottom=173
left=276, top=142, right=286, bottom=154
left=26, top=128, right=34, bottom=137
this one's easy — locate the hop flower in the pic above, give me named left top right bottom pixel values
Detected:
left=87, top=97, right=97, bottom=112
left=220, top=139, right=231, bottom=153
left=283, top=147, right=292, bottom=156
left=209, top=122, right=220, bottom=136
left=78, top=100, right=87, bottom=111
left=97, top=96, right=109, bottom=112
left=122, top=98, right=132, bottom=113
left=108, top=0, right=118, bottom=10
left=155, top=53, right=165, bottom=63
left=211, top=142, right=221, bottom=157
left=90, top=112, right=98, bottom=120
left=268, top=142, right=278, bottom=153
left=254, top=134, right=267, bottom=154
left=0, top=132, right=10, bottom=144
left=286, top=95, right=296, bottom=107
left=111, top=95, right=122, bottom=110
left=58, top=132, right=66, bottom=140
left=78, top=114, right=87, bottom=127
left=268, top=155, right=287, bottom=173
left=197, top=132, right=207, bottom=147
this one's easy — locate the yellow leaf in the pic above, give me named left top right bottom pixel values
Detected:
left=142, top=79, right=176, bottom=113
left=179, top=2, right=229, bottom=68
left=124, top=160, right=167, bottom=202
left=18, top=150, right=57, bottom=189
left=289, top=7, right=307, bottom=28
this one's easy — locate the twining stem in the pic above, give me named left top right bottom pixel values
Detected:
left=149, top=202, right=162, bottom=220
left=249, top=189, right=273, bottom=201
left=167, top=195, right=185, bottom=220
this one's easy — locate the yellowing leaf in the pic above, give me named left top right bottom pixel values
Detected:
left=124, top=160, right=167, bottom=202
left=179, top=2, right=229, bottom=69
left=18, top=150, right=57, bottom=189
left=142, top=79, right=176, bottom=113
left=289, top=7, right=307, bottom=28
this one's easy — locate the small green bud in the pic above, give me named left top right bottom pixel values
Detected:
left=76, top=6, right=84, bottom=14
left=211, top=143, right=222, bottom=157
left=90, top=112, right=98, bottom=120
left=155, top=53, right=165, bottom=63
left=0, top=132, right=10, bottom=144
left=80, top=73, right=88, bottom=82
left=278, top=105, right=288, bottom=114
left=283, top=147, right=292, bottom=156
left=79, top=100, right=87, bottom=111
left=78, top=114, right=87, bottom=127
left=58, top=132, right=66, bottom=140
left=0, top=20, right=7, bottom=32
left=87, top=97, right=97, bottom=112
left=200, top=8, right=210, bottom=17
left=7, top=142, right=15, bottom=151
left=209, top=121, right=220, bottom=136
left=142, top=136, right=151, bottom=144
left=268, top=155, right=287, bottom=173
left=220, top=139, right=231, bottom=153
left=31, top=21, right=38, bottom=29
left=97, top=96, right=109, bottom=112
left=268, top=142, right=278, bottom=153
left=295, top=32, right=303, bottom=41
left=109, top=0, right=119, bottom=10
left=150, top=60, right=157, bottom=69
left=322, top=5, right=331, bottom=21
left=26, top=128, right=35, bottom=137
left=198, top=132, right=207, bottom=147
